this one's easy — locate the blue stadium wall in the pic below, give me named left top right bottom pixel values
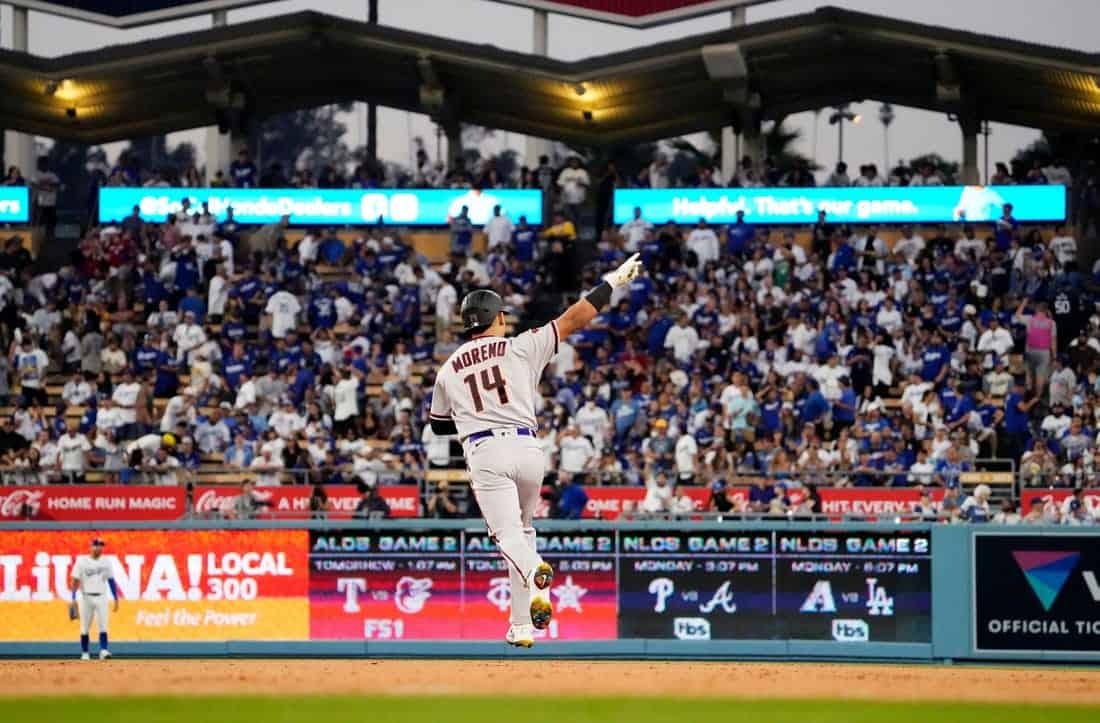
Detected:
left=0, top=520, right=1095, bottom=662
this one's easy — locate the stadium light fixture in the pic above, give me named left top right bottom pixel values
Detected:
left=828, top=104, right=860, bottom=164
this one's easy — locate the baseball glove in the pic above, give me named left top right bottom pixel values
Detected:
left=68, top=602, right=77, bottom=621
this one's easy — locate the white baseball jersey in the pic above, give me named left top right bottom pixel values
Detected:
left=72, top=554, right=113, bottom=595
left=430, top=322, right=559, bottom=438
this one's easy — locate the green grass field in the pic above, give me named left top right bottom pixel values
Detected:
left=8, top=697, right=1099, bottom=723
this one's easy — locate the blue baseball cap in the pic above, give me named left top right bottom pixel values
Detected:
left=91, top=537, right=105, bottom=547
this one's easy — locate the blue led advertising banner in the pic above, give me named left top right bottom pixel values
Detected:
left=614, top=185, right=1066, bottom=225
left=98, top=188, right=544, bottom=226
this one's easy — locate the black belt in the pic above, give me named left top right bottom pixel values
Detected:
left=465, top=428, right=535, bottom=443
left=84, top=593, right=102, bottom=596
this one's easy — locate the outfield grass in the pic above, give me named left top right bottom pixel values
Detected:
left=8, top=697, right=1099, bottom=723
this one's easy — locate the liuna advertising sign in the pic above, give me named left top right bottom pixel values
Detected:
left=973, top=532, right=1100, bottom=654
left=614, top=185, right=1066, bottom=225
left=0, top=530, right=309, bottom=641
left=98, top=188, right=543, bottom=226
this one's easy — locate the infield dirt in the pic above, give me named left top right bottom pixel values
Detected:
left=0, top=660, right=1097, bottom=703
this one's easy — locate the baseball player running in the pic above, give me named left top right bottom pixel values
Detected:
left=430, top=254, right=642, bottom=647
left=69, top=537, right=119, bottom=660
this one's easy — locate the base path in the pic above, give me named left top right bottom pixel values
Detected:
left=0, top=660, right=1098, bottom=703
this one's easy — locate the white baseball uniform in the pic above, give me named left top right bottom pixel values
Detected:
left=430, top=320, right=560, bottom=626
left=71, top=554, right=113, bottom=635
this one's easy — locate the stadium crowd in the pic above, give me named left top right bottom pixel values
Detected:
left=0, top=150, right=1097, bottom=526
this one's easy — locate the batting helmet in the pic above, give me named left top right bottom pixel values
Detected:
left=460, top=289, right=504, bottom=335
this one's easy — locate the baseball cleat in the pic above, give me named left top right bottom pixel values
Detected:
left=505, top=623, right=534, bottom=648
left=80, top=653, right=90, bottom=661
left=99, top=649, right=111, bottom=660
left=529, top=562, right=554, bottom=630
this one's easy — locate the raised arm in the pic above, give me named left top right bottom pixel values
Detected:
left=555, top=254, right=643, bottom=340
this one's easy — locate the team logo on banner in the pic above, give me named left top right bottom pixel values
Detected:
left=394, top=577, right=433, bottom=614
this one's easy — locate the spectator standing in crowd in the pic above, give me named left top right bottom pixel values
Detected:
left=557, top=157, right=590, bottom=225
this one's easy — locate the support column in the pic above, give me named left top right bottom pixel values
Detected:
left=4, top=7, right=36, bottom=179
left=720, top=7, right=747, bottom=184
left=204, top=10, right=231, bottom=183
left=961, top=132, right=979, bottom=185
left=366, top=0, right=379, bottom=163
left=741, top=110, right=765, bottom=172
left=445, top=122, right=462, bottom=173
left=524, top=9, right=552, bottom=168
left=957, top=113, right=980, bottom=186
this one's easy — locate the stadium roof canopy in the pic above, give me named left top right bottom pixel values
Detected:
left=2, top=5, right=1099, bottom=145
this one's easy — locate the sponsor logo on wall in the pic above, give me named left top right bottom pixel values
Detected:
left=974, top=535, right=1100, bottom=652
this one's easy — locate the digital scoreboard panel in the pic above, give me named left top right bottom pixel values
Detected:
left=305, top=528, right=931, bottom=642
left=616, top=530, right=931, bottom=642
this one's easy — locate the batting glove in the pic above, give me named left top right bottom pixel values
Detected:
left=603, top=253, right=643, bottom=288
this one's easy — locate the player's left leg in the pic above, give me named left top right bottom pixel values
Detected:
left=515, top=444, right=552, bottom=630
left=467, top=443, right=542, bottom=598
left=96, top=597, right=111, bottom=659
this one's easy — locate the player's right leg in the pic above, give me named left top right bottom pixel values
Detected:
left=78, top=596, right=92, bottom=660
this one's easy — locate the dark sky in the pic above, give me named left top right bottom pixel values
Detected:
left=11, top=0, right=1097, bottom=174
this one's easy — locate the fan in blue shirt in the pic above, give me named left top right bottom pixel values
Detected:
left=132, top=339, right=161, bottom=374
left=308, top=292, right=338, bottom=330
left=800, top=381, right=830, bottom=426
left=628, top=276, right=654, bottom=312
left=920, top=337, right=951, bottom=382
left=511, top=217, right=538, bottom=262
left=726, top=212, right=754, bottom=257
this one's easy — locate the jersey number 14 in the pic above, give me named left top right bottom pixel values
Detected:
left=463, top=364, right=509, bottom=413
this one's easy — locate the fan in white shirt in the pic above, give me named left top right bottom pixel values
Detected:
left=172, top=313, right=207, bottom=363
left=57, top=423, right=92, bottom=474
left=297, top=233, right=319, bottom=264
left=574, top=400, right=610, bottom=448
left=686, top=221, right=720, bottom=268
left=558, top=425, right=596, bottom=475
left=619, top=208, right=653, bottom=253
left=250, top=449, right=285, bottom=486
left=977, top=320, right=1014, bottom=357
left=435, top=283, right=458, bottom=330
left=235, top=374, right=258, bottom=409
left=95, top=399, right=125, bottom=438
left=954, top=228, right=985, bottom=260
left=664, top=317, right=701, bottom=364
left=269, top=401, right=306, bottom=439
left=144, top=448, right=181, bottom=486
left=265, top=290, right=302, bottom=339
left=875, top=300, right=903, bottom=334
left=421, top=424, right=454, bottom=467
left=788, top=320, right=818, bottom=357
left=484, top=206, right=514, bottom=248
left=674, top=434, right=698, bottom=480
left=892, top=228, right=925, bottom=264
left=331, top=368, right=362, bottom=426
left=208, top=270, right=229, bottom=318
left=61, top=375, right=94, bottom=407
left=1048, top=227, right=1077, bottom=267
left=160, top=389, right=196, bottom=432
left=557, top=162, right=590, bottom=205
